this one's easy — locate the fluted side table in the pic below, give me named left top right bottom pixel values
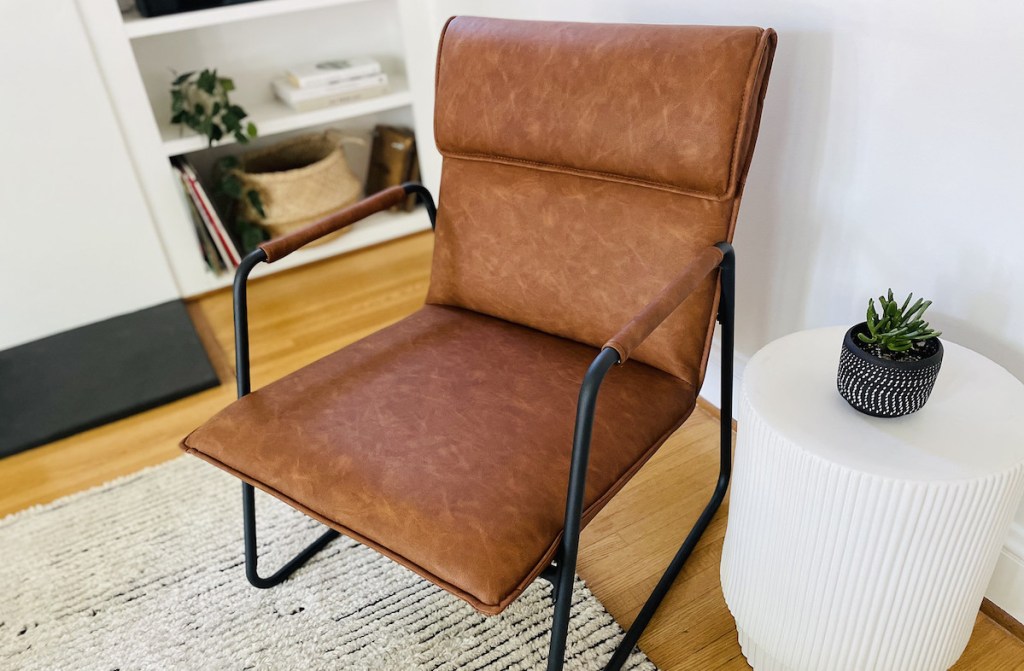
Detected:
left=721, top=327, right=1024, bottom=671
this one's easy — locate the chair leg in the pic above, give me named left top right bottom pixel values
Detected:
left=233, top=263, right=339, bottom=588
left=547, top=565, right=574, bottom=671
left=545, top=409, right=732, bottom=671
left=242, top=482, right=340, bottom=589
left=604, top=243, right=736, bottom=670
left=602, top=454, right=731, bottom=669
left=546, top=348, right=621, bottom=671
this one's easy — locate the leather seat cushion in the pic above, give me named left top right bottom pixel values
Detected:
left=182, top=304, right=696, bottom=614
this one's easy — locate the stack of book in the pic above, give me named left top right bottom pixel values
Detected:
left=272, top=57, right=388, bottom=112
left=171, top=156, right=241, bottom=274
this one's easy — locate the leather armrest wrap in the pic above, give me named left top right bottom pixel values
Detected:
left=258, top=186, right=407, bottom=263
left=604, top=246, right=725, bottom=364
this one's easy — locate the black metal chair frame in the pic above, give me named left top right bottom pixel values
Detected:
left=231, top=183, right=734, bottom=671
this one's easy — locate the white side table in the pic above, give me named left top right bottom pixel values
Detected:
left=721, top=327, right=1024, bottom=671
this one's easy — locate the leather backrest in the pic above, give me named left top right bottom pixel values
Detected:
left=427, top=17, right=776, bottom=385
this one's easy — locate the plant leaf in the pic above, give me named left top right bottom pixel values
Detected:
left=220, top=174, right=242, bottom=198
left=216, top=156, right=240, bottom=171
left=899, top=292, right=912, bottom=315
left=197, top=69, right=217, bottom=94
left=904, top=298, right=926, bottom=322
left=246, top=190, right=266, bottom=218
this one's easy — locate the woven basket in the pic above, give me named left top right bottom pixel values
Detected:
left=235, top=130, right=363, bottom=246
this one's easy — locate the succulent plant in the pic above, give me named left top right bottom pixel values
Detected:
left=858, top=289, right=941, bottom=353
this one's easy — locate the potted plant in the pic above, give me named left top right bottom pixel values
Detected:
left=837, top=289, right=943, bottom=417
left=170, top=69, right=257, bottom=147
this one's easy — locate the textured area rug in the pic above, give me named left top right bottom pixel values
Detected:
left=1, top=457, right=656, bottom=670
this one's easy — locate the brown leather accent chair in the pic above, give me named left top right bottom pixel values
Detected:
left=182, top=17, right=776, bottom=671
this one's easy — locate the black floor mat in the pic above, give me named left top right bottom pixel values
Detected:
left=0, top=300, right=220, bottom=458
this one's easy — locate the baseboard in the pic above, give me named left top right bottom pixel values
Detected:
left=986, top=522, right=1024, bottom=632
left=982, top=598, right=1024, bottom=642
left=695, top=397, right=738, bottom=431
left=701, top=329, right=1024, bottom=635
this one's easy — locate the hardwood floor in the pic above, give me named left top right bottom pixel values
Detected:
left=2, top=231, right=1022, bottom=669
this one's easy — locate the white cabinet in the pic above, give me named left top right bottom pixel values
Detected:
left=0, top=0, right=178, bottom=350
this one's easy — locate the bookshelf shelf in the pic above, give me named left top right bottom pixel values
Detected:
left=123, top=0, right=374, bottom=39
left=161, top=86, right=413, bottom=156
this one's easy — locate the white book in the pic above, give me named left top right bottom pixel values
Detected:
left=273, top=84, right=390, bottom=113
left=286, top=56, right=382, bottom=89
left=272, top=74, right=389, bottom=105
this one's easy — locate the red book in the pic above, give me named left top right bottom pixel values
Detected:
left=176, top=158, right=240, bottom=268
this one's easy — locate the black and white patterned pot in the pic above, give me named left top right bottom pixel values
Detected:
left=837, top=322, right=943, bottom=418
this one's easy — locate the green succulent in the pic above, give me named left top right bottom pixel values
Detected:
left=858, top=289, right=942, bottom=353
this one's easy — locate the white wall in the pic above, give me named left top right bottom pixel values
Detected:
left=418, top=0, right=1024, bottom=622
left=0, top=0, right=178, bottom=350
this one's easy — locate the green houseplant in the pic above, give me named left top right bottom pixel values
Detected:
left=170, top=69, right=257, bottom=147
left=837, top=290, right=944, bottom=417
left=213, top=155, right=268, bottom=254
left=857, top=291, right=942, bottom=359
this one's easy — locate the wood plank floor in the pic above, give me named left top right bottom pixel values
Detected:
left=2, top=231, right=1022, bottom=669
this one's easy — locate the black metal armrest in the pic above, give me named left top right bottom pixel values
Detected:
left=258, top=183, right=436, bottom=263
left=604, top=244, right=728, bottom=365
left=232, top=183, right=437, bottom=397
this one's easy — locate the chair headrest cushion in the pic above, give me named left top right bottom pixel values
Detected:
left=434, top=17, right=777, bottom=200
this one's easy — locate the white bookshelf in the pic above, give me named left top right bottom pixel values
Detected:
left=160, top=80, right=413, bottom=156
left=122, top=0, right=373, bottom=38
left=76, top=0, right=440, bottom=299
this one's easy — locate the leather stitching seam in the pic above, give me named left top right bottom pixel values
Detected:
left=438, top=150, right=734, bottom=201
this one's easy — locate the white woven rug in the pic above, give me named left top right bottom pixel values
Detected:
left=0, top=457, right=656, bottom=670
